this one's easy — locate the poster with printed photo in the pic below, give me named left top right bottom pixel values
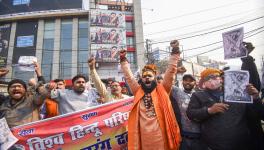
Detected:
left=224, top=70, right=252, bottom=103
left=0, top=118, right=18, bottom=150
left=91, top=44, right=126, bottom=62
left=90, top=10, right=125, bottom=28
left=90, top=27, right=126, bottom=45
left=222, top=27, right=247, bottom=59
left=0, top=24, right=11, bottom=68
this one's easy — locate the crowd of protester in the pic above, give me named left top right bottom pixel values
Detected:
left=0, top=40, right=264, bottom=150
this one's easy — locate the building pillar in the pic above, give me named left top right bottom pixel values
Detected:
left=36, top=20, right=44, bottom=77
left=133, top=0, right=145, bottom=69
left=6, top=22, right=17, bottom=81
left=52, top=18, right=61, bottom=79
left=72, top=18, right=78, bottom=77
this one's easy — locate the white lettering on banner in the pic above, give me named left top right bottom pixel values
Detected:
left=69, top=122, right=102, bottom=141
left=27, top=133, right=64, bottom=150
left=103, top=111, right=129, bottom=128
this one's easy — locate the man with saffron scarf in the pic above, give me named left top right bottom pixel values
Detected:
left=119, top=40, right=181, bottom=150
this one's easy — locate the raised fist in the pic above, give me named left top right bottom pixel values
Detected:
left=119, top=49, right=128, bottom=62
left=88, top=57, right=96, bottom=70
left=177, top=66, right=187, bottom=74
left=0, top=68, right=9, bottom=77
left=170, top=40, right=180, bottom=54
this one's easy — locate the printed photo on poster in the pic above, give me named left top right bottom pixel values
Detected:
left=91, top=44, right=126, bottom=62
left=91, top=27, right=126, bottom=45
left=91, top=10, right=125, bottom=28
left=224, top=70, right=252, bottom=103
left=222, top=27, right=247, bottom=59
left=0, top=24, right=11, bottom=67
left=0, top=118, right=18, bottom=150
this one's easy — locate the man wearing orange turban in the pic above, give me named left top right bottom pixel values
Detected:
left=119, top=40, right=182, bottom=150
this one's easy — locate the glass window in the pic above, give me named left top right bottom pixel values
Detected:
left=42, top=49, right=53, bottom=81
left=44, top=21, right=55, bottom=30
left=127, top=52, right=135, bottom=64
left=78, top=51, right=88, bottom=75
left=78, top=38, right=88, bottom=49
left=42, top=20, right=55, bottom=81
left=44, top=30, right=54, bottom=39
left=78, top=29, right=88, bottom=38
left=61, top=29, right=72, bottom=38
left=126, top=22, right=133, bottom=32
left=78, top=18, right=89, bottom=75
left=60, top=51, right=72, bottom=78
left=126, top=37, right=134, bottom=47
left=79, top=19, right=88, bottom=28
left=60, top=39, right=72, bottom=50
left=60, top=19, right=73, bottom=79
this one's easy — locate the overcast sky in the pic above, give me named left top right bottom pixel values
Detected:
left=141, top=0, right=264, bottom=70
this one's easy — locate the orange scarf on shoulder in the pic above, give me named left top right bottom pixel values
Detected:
left=128, top=84, right=181, bottom=150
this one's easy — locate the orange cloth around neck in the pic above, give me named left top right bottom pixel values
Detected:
left=45, top=98, right=59, bottom=118
left=128, top=84, right=181, bottom=150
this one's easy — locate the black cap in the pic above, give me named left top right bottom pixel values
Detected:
left=182, top=74, right=196, bottom=81
left=8, top=79, right=27, bottom=91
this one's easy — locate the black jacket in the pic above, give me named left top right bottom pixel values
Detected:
left=241, top=55, right=264, bottom=150
left=241, top=55, right=261, bottom=91
left=187, top=90, right=250, bottom=150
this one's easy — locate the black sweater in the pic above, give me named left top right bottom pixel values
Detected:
left=187, top=90, right=250, bottom=150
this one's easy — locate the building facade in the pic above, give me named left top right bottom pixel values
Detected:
left=0, top=0, right=144, bottom=82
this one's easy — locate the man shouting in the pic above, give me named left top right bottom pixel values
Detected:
left=119, top=40, right=182, bottom=150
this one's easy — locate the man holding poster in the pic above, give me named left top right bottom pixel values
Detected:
left=187, top=68, right=260, bottom=150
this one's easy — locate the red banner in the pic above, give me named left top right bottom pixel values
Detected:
left=11, top=98, right=134, bottom=150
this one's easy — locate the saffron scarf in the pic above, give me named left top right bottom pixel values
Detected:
left=128, top=84, right=181, bottom=150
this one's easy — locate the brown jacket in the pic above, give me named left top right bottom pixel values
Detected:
left=0, top=94, right=44, bottom=128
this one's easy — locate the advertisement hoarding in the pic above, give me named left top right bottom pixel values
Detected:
left=90, top=27, right=126, bottom=45
left=0, top=23, right=11, bottom=67
left=90, top=9, right=125, bottom=28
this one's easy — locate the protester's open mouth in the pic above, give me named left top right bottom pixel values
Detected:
left=185, top=84, right=191, bottom=87
left=145, top=83, right=151, bottom=87
left=12, top=91, right=22, bottom=96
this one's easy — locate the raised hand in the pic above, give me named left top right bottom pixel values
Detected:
left=0, top=68, right=9, bottom=77
left=88, top=56, right=96, bottom=70
left=33, top=61, right=41, bottom=76
left=177, top=66, right=187, bottom=74
left=119, top=49, right=127, bottom=62
left=170, top=39, right=180, bottom=54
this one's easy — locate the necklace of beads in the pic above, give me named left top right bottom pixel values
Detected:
left=143, top=93, right=156, bottom=118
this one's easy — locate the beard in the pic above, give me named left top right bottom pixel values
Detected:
left=74, top=87, right=85, bottom=94
left=141, top=80, right=157, bottom=94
